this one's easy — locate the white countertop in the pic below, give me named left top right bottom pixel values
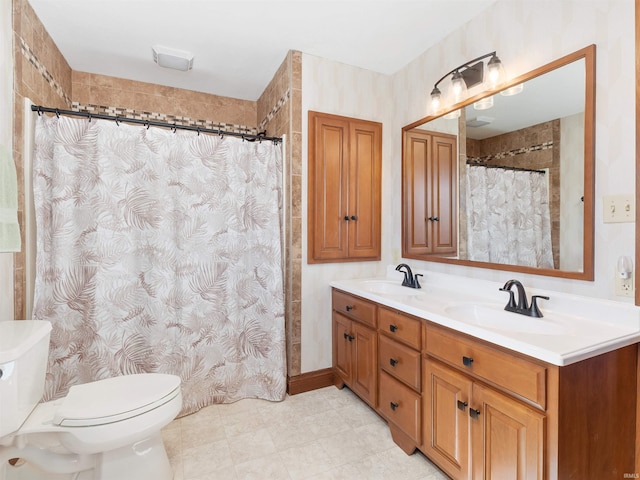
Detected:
left=330, top=268, right=640, bottom=366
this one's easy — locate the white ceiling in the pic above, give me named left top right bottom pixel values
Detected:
left=27, top=0, right=497, bottom=101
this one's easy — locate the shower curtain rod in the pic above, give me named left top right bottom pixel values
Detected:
left=466, top=161, right=546, bottom=174
left=31, top=105, right=282, bottom=143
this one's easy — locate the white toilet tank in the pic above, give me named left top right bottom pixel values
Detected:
left=0, top=320, right=52, bottom=438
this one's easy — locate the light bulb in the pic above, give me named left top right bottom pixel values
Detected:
left=474, top=96, right=494, bottom=110
left=430, top=87, right=442, bottom=113
left=486, top=54, right=505, bottom=89
left=450, top=71, right=467, bottom=103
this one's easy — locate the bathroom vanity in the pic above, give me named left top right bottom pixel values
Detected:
left=331, top=272, right=639, bottom=480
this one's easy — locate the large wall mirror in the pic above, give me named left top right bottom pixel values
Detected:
left=401, top=45, right=595, bottom=280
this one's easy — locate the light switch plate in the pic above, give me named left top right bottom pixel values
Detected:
left=603, top=194, right=635, bottom=223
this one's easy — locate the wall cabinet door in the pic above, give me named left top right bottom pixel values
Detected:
left=308, top=111, right=381, bottom=263
left=332, top=312, right=377, bottom=408
left=423, top=358, right=472, bottom=480
left=403, top=129, right=457, bottom=257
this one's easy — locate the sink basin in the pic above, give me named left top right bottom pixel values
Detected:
left=360, top=280, right=425, bottom=296
left=444, top=304, right=568, bottom=335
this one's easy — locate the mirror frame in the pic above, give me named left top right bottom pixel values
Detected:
left=401, top=45, right=596, bottom=280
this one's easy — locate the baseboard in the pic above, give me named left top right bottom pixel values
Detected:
left=287, top=368, right=335, bottom=395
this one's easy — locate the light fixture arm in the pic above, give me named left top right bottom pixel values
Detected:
left=431, top=51, right=499, bottom=92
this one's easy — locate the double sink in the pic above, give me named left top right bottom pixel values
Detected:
left=331, top=275, right=640, bottom=365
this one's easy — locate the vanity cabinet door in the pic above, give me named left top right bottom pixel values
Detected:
left=351, top=321, right=377, bottom=408
left=423, top=358, right=472, bottom=480
left=470, top=382, right=544, bottom=480
left=332, top=304, right=377, bottom=409
left=333, top=312, right=353, bottom=386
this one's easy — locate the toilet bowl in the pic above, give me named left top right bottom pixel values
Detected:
left=0, top=320, right=182, bottom=480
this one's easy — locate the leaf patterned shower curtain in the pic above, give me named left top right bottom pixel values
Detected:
left=32, top=115, right=286, bottom=415
left=466, top=165, right=554, bottom=269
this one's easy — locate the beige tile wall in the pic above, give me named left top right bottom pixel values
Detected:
left=12, top=0, right=72, bottom=319
left=11, top=0, right=303, bottom=377
left=257, top=51, right=303, bottom=377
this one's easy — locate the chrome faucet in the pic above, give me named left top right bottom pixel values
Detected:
left=499, top=279, right=549, bottom=318
left=395, top=263, right=422, bottom=289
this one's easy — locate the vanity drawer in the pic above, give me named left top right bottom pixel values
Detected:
left=378, top=371, right=421, bottom=444
left=332, top=289, right=377, bottom=327
left=425, top=324, right=546, bottom=409
left=378, top=307, right=422, bottom=350
left=379, top=334, right=421, bottom=391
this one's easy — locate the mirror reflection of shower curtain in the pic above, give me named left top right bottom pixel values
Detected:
left=32, top=114, right=286, bottom=415
left=466, top=165, right=554, bottom=269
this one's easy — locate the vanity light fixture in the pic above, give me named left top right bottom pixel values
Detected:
left=500, top=83, right=525, bottom=96
left=430, top=51, right=505, bottom=114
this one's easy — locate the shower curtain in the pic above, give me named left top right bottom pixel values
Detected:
left=32, top=114, right=286, bottom=415
left=466, top=165, right=554, bottom=269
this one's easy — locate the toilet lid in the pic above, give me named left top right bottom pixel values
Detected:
left=53, top=373, right=181, bottom=427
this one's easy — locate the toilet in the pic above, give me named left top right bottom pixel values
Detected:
left=0, top=320, right=182, bottom=480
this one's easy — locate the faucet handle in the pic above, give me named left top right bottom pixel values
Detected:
left=499, top=287, right=517, bottom=309
left=414, top=274, right=423, bottom=289
left=528, top=295, right=550, bottom=318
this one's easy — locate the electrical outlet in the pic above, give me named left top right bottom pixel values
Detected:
left=603, top=194, right=635, bottom=223
left=615, top=274, right=634, bottom=297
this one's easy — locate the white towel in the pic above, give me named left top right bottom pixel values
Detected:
left=0, top=143, right=21, bottom=252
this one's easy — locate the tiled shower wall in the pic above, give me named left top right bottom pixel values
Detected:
left=11, top=0, right=303, bottom=378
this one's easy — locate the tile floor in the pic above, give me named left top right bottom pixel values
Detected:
left=162, top=386, right=449, bottom=480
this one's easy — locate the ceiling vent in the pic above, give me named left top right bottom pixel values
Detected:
left=152, top=45, right=194, bottom=71
left=466, top=116, right=493, bottom=128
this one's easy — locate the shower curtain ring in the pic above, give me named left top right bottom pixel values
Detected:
left=196, top=127, right=200, bottom=136
left=55, top=109, right=60, bottom=118
left=115, top=116, right=120, bottom=126
left=37, top=106, right=42, bottom=116
left=145, top=121, right=150, bottom=130
left=172, top=124, right=177, bottom=133
left=88, top=113, right=92, bottom=122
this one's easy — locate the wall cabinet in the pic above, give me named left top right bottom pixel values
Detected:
left=402, top=129, right=457, bottom=258
left=308, top=111, right=382, bottom=263
left=331, top=288, right=637, bottom=480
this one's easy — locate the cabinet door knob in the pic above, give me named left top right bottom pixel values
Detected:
left=389, top=324, right=398, bottom=333
left=390, top=402, right=399, bottom=411
left=457, top=400, right=468, bottom=411
left=469, top=408, right=481, bottom=419
left=433, top=216, right=439, bottom=222
left=389, top=358, right=398, bottom=367
left=345, top=305, right=353, bottom=311
left=343, top=332, right=354, bottom=342
left=462, top=356, right=474, bottom=367
left=350, top=215, right=358, bottom=221
left=344, top=216, right=350, bottom=221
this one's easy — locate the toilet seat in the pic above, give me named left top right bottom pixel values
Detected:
left=54, top=374, right=181, bottom=427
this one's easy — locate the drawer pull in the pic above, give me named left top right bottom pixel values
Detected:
left=345, top=305, right=353, bottom=311
left=390, top=402, right=399, bottom=411
left=469, top=408, right=481, bottom=419
left=462, top=356, right=474, bottom=367
left=343, top=333, right=354, bottom=342
left=389, top=324, right=398, bottom=332
left=457, top=400, right=468, bottom=412
left=389, top=358, right=398, bottom=367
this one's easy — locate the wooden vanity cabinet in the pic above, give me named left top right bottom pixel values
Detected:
left=332, top=290, right=637, bottom=479
left=308, top=111, right=382, bottom=263
left=423, top=323, right=636, bottom=480
left=332, top=290, right=377, bottom=408
left=377, top=307, right=424, bottom=454
left=402, top=129, right=457, bottom=258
